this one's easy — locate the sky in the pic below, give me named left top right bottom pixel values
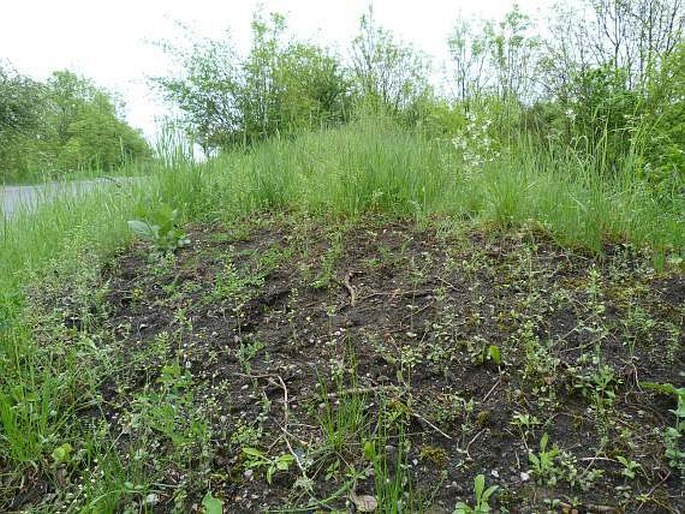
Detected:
left=0, top=0, right=554, bottom=140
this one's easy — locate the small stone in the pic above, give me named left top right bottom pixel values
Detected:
left=144, top=493, right=159, bottom=506
left=244, top=469, right=254, bottom=479
left=520, top=471, right=530, bottom=482
left=491, top=469, right=499, bottom=478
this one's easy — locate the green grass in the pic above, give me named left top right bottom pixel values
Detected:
left=0, top=115, right=683, bottom=511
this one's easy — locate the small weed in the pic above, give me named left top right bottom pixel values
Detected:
left=467, top=338, right=502, bottom=366
left=511, top=412, right=541, bottom=439
left=572, top=363, right=619, bottom=415
left=236, top=339, right=265, bottom=374
left=616, top=455, right=642, bottom=480
left=242, top=447, right=295, bottom=484
left=128, top=204, right=190, bottom=253
left=311, top=230, right=344, bottom=289
left=453, top=474, right=498, bottom=514
left=528, top=433, right=561, bottom=485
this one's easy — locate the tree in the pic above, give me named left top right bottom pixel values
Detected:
left=44, top=71, right=150, bottom=172
left=0, top=63, right=47, bottom=180
left=587, top=0, right=684, bottom=88
left=484, top=4, right=540, bottom=104
left=350, top=6, right=431, bottom=112
left=447, top=18, right=491, bottom=105
left=1, top=66, right=149, bottom=181
left=154, top=10, right=350, bottom=151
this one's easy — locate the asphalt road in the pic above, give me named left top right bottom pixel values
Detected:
left=1, top=178, right=131, bottom=218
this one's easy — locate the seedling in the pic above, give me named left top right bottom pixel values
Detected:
left=242, top=447, right=295, bottom=484
left=453, top=474, right=498, bottom=514
left=616, top=455, right=642, bottom=480
left=528, top=433, right=560, bottom=485
left=128, top=203, right=190, bottom=253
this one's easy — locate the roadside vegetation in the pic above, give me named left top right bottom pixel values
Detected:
left=0, top=67, right=150, bottom=183
left=1, top=1, right=683, bottom=512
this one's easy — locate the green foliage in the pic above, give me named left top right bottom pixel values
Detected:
left=241, top=447, right=295, bottom=484
left=638, top=41, right=685, bottom=192
left=45, top=71, right=150, bottom=174
left=528, top=433, right=561, bottom=485
left=202, top=491, right=224, bottom=514
left=155, top=11, right=350, bottom=150
left=0, top=66, right=150, bottom=183
left=128, top=204, right=190, bottom=253
left=483, top=4, right=539, bottom=104
left=350, top=6, right=431, bottom=113
left=616, top=455, right=642, bottom=480
left=453, top=474, right=498, bottom=514
left=0, top=63, right=47, bottom=181
left=51, top=442, right=73, bottom=465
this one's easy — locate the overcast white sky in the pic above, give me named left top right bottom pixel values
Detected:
left=1, top=0, right=554, bottom=139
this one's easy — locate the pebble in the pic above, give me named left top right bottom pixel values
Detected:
left=144, top=493, right=159, bottom=506
left=520, top=471, right=530, bottom=482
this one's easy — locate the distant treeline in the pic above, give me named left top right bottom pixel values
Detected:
left=2, top=0, right=682, bottom=191
left=0, top=68, right=150, bottom=182
left=154, top=1, right=683, bottom=193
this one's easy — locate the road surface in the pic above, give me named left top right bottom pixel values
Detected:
left=1, top=178, right=132, bottom=218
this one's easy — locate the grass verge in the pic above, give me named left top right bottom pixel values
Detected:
left=0, top=118, right=683, bottom=512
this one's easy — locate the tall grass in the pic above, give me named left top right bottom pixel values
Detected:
left=0, top=115, right=682, bottom=508
left=2, top=114, right=682, bottom=321
left=2, top=113, right=682, bottom=334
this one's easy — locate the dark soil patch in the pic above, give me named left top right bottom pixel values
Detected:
left=9, top=213, right=685, bottom=513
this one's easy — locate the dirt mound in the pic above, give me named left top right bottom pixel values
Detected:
left=48, top=214, right=685, bottom=512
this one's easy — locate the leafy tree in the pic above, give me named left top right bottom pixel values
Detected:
left=447, top=18, right=491, bottom=105
left=350, top=6, right=431, bottom=113
left=276, top=42, right=350, bottom=131
left=43, top=71, right=150, bottom=173
left=0, top=66, right=149, bottom=181
left=154, top=31, right=244, bottom=151
left=0, top=64, right=47, bottom=181
left=154, top=11, right=350, bottom=151
left=484, top=4, right=540, bottom=104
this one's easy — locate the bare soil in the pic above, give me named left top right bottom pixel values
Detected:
left=9, top=213, right=685, bottom=513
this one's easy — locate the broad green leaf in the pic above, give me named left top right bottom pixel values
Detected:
left=51, top=442, right=73, bottom=464
left=487, top=345, right=501, bottom=365
left=474, top=473, right=485, bottom=498
left=202, top=491, right=223, bottom=514
left=241, top=447, right=264, bottom=458
left=128, top=220, right=158, bottom=240
left=363, top=440, right=375, bottom=460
